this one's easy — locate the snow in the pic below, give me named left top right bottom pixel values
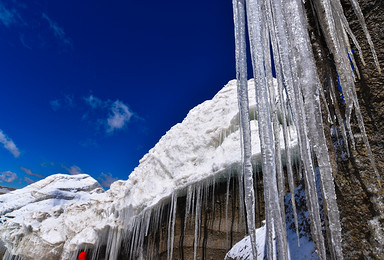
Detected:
left=0, top=174, right=103, bottom=259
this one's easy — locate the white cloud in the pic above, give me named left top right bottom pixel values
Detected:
left=83, top=95, right=135, bottom=135
left=0, top=2, right=22, bottom=28
left=0, top=129, right=20, bottom=158
left=97, top=172, right=118, bottom=188
left=65, top=165, right=84, bottom=175
left=42, top=13, right=72, bottom=47
left=84, top=95, right=103, bottom=109
left=106, top=100, right=133, bottom=133
left=20, top=166, right=44, bottom=179
left=0, top=171, right=18, bottom=183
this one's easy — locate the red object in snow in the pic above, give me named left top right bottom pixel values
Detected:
left=78, top=251, right=87, bottom=260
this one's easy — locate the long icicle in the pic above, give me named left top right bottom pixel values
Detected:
left=279, top=0, right=327, bottom=258
left=246, top=0, right=288, bottom=258
left=232, top=0, right=258, bottom=258
left=348, top=0, right=381, bottom=74
left=287, top=0, right=344, bottom=259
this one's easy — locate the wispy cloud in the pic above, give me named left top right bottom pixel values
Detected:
left=0, top=129, right=20, bottom=158
left=84, top=95, right=135, bottom=134
left=97, top=172, right=118, bottom=188
left=0, top=171, right=18, bottom=183
left=84, top=95, right=103, bottom=109
left=41, top=161, right=55, bottom=168
left=0, top=1, right=23, bottom=28
left=64, top=165, right=85, bottom=175
left=20, top=166, right=44, bottom=179
left=24, top=176, right=35, bottom=184
left=50, top=94, right=75, bottom=111
left=107, top=100, right=133, bottom=133
left=42, top=13, right=72, bottom=47
left=50, top=99, right=61, bottom=111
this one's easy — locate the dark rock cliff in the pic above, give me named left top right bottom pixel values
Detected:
left=333, top=1, right=384, bottom=259
left=309, top=0, right=384, bottom=259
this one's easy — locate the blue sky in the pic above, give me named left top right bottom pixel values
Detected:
left=0, top=0, right=236, bottom=188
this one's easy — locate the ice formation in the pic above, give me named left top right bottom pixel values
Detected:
left=231, top=0, right=380, bottom=259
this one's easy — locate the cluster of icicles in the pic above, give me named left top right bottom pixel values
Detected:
left=233, top=0, right=380, bottom=259
left=54, top=1, right=381, bottom=260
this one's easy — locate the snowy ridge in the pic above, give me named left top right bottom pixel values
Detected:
left=0, top=79, right=297, bottom=259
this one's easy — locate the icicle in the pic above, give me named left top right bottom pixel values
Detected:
left=328, top=70, right=351, bottom=156
left=246, top=0, right=289, bottom=258
left=167, top=193, right=177, bottom=260
left=277, top=0, right=328, bottom=258
left=185, top=186, right=193, bottom=230
left=314, top=0, right=380, bottom=184
left=264, top=0, right=301, bottom=246
left=263, top=16, right=286, bottom=231
left=284, top=0, right=345, bottom=258
left=329, top=0, right=366, bottom=68
left=225, top=172, right=231, bottom=247
left=193, top=185, right=202, bottom=260
left=232, top=0, right=258, bottom=259
left=348, top=0, right=381, bottom=74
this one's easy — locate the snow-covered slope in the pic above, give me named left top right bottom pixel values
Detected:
left=0, top=79, right=297, bottom=259
left=0, top=174, right=103, bottom=259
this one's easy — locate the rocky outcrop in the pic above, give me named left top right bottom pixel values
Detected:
left=0, top=186, right=15, bottom=195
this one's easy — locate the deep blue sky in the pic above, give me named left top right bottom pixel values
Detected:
left=0, top=0, right=236, bottom=188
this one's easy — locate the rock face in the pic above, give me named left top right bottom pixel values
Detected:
left=312, top=1, right=384, bottom=259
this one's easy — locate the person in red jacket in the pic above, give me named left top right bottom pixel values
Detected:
left=78, top=251, right=87, bottom=260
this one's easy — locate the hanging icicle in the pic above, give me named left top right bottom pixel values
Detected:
left=232, top=0, right=258, bottom=258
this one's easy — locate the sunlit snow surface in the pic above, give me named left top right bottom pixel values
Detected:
left=0, top=79, right=298, bottom=259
